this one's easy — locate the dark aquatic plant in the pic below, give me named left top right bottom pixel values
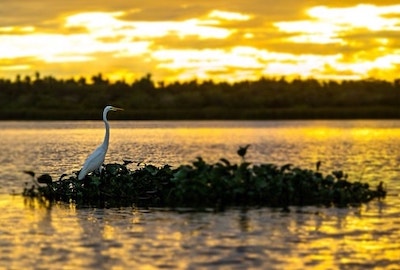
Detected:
left=237, top=144, right=251, bottom=160
left=23, top=158, right=387, bottom=208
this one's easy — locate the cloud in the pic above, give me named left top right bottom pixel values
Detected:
left=1, top=1, right=400, bottom=82
left=275, top=4, right=400, bottom=46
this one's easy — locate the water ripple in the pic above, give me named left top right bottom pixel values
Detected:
left=0, top=120, right=400, bottom=269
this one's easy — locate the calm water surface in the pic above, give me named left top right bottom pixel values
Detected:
left=0, top=120, right=399, bottom=269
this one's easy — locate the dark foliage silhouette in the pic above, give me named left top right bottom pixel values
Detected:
left=23, top=157, right=387, bottom=208
left=0, top=72, right=399, bottom=120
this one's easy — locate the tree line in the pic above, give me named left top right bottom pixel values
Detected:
left=0, top=72, right=399, bottom=120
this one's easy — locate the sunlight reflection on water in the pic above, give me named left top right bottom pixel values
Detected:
left=0, top=195, right=399, bottom=269
left=0, top=120, right=399, bottom=269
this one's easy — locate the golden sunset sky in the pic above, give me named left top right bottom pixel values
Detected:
left=1, top=0, right=400, bottom=83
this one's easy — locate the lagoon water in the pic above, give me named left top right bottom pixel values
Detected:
left=0, top=120, right=399, bottom=269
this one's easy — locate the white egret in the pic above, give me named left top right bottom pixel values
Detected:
left=78, top=105, right=123, bottom=180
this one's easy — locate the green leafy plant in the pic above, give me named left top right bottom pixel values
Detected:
left=23, top=157, right=387, bottom=209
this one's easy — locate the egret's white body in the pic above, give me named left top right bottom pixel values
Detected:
left=78, top=105, right=123, bottom=180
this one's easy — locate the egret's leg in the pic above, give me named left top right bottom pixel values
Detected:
left=99, top=166, right=105, bottom=181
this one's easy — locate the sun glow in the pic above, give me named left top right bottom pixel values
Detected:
left=66, top=11, right=234, bottom=40
left=308, top=5, right=400, bottom=31
left=208, top=10, right=251, bottom=21
left=1, top=3, right=400, bottom=82
left=276, top=4, right=400, bottom=46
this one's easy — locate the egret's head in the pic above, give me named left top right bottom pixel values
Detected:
left=104, top=105, right=124, bottom=113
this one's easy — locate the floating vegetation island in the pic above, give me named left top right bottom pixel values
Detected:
left=22, top=157, right=387, bottom=209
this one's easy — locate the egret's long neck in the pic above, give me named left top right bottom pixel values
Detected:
left=102, top=110, right=110, bottom=150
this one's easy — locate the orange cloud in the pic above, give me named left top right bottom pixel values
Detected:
left=1, top=2, right=400, bottom=82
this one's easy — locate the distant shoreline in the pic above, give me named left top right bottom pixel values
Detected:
left=1, top=107, right=399, bottom=121
left=1, top=74, right=399, bottom=121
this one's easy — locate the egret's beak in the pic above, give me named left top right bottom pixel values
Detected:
left=112, top=107, right=124, bottom=111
